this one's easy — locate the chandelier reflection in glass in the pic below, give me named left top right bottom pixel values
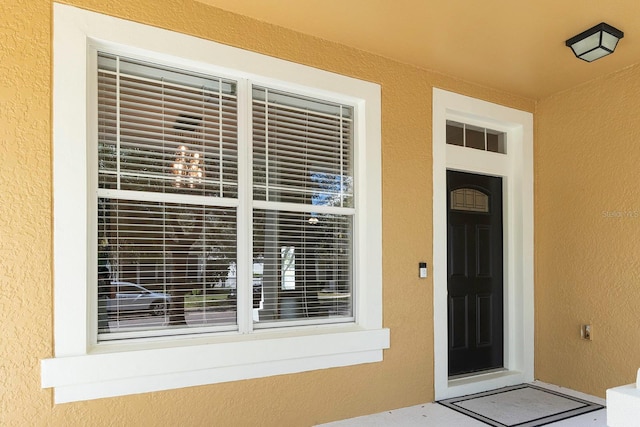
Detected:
left=172, top=114, right=204, bottom=189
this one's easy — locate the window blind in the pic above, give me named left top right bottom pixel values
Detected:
left=97, top=53, right=239, bottom=339
left=252, top=210, right=353, bottom=325
left=96, top=53, right=357, bottom=339
left=98, top=53, right=238, bottom=197
left=252, top=87, right=355, bottom=326
left=252, top=86, right=354, bottom=207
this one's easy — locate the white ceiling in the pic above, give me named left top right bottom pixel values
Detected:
left=197, top=0, right=640, bottom=100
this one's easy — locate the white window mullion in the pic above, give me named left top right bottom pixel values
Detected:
left=462, top=123, right=466, bottom=148
left=237, top=79, right=252, bottom=334
left=253, top=200, right=355, bottom=216
left=484, top=128, right=487, bottom=151
left=96, top=188, right=239, bottom=208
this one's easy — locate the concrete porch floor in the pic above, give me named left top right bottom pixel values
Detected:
left=317, top=382, right=607, bottom=427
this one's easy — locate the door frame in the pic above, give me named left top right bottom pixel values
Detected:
left=432, top=88, right=534, bottom=400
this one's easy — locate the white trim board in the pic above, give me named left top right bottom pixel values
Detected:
left=432, top=88, right=534, bottom=400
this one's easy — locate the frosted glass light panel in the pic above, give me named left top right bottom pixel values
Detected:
left=446, top=120, right=506, bottom=154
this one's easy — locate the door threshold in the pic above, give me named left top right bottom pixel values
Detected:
left=449, top=367, right=507, bottom=381
left=440, top=369, right=525, bottom=400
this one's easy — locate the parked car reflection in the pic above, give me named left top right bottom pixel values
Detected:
left=107, top=282, right=171, bottom=316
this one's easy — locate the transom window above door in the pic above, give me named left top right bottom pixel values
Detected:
left=446, top=120, right=507, bottom=154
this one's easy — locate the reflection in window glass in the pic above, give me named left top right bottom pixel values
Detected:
left=252, top=87, right=354, bottom=207
left=253, top=209, right=353, bottom=325
left=97, top=51, right=240, bottom=340
left=251, top=86, right=355, bottom=326
left=98, top=53, right=239, bottom=198
left=281, top=246, right=296, bottom=290
left=97, top=52, right=357, bottom=340
left=98, top=199, right=238, bottom=337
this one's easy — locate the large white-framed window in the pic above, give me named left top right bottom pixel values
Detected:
left=42, top=4, right=387, bottom=404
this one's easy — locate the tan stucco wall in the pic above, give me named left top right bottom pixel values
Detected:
left=535, top=64, right=640, bottom=398
left=0, top=1, right=536, bottom=425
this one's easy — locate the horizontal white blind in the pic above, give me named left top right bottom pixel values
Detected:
left=251, top=87, right=355, bottom=326
left=252, top=86, right=354, bottom=207
left=98, top=53, right=238, bottom=198
left=95, top=53, right=357, bottom=338
left=98, top=199, right=237, bottom=337
left=97, top=53, right=239, bottom=340
left=252, top=210, right=353, bottom=325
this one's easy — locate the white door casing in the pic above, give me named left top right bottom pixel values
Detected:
left=432, top=88, right=534, bottom=400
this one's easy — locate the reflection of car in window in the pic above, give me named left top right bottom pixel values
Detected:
left=107, top=282, right=171, bottom=316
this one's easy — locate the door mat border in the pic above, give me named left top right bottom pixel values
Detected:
left=437, top=383, right=604, bottom=427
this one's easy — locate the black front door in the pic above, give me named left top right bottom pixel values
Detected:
left=447, top=170, right=503, bottom=376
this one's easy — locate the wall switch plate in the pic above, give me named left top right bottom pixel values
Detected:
left=581, top=324, right=592, bottom=340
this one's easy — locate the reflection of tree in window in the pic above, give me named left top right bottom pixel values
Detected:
left=311, top=172, right=353, bottom=208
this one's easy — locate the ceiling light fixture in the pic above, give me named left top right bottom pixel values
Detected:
left=566, top=22, right=624, bottom=62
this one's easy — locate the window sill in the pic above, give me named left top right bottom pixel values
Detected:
left=41, top=326, right=390, bottom=403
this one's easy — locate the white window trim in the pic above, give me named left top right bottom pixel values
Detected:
left=43, top=3, right=388, bottom=404
left=432, top=88, right=534, bottom=400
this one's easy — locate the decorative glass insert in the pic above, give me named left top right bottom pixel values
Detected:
left=450, top=188, right=489, bottom=213
left=446, top=120, right=506, bottom=154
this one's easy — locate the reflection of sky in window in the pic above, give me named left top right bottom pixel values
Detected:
left=311, top=172, right=350, bottom=208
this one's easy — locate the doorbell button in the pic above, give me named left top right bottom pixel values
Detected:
left=419, top=262, right=427, bottom=278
